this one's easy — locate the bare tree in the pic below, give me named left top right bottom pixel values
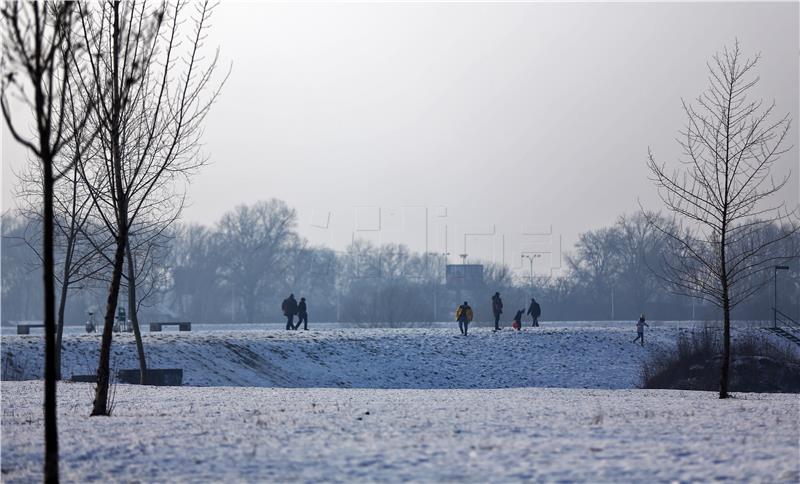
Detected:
left=217, top=200, right=301, bottom=322
left=72, top=0, right=225, bottom=415
left=168, top=223, right=225, bottom=321
left=617, top=212, right=671, bottom=310
left=15, top=156, right=111, bottom=380
left=567, top=227, right=622, bottom=315
left=1, top=2, right=94, bottom=480
left=15, top=89, right=113, bottom=380
left=646, top=41, right=798, bottom=398
left=85, top=189, right=183, bottom=385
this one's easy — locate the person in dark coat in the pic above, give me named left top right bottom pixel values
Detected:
left=527, top=298, right=541, bottom=327
left=632, top=314, right=649, bottom=346
left=491, top=292, right=503, bottom=331
left=281, top=294, right=298, bottom=330
left=294, top=297, right=309, bottom=330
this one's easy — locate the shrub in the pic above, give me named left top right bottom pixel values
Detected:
left=642, top=328, right=800, bottom=393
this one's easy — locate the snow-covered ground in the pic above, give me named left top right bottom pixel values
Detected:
left=2, top=381, right=798, bottom=482
left=2, top=326, right=681, bottom=389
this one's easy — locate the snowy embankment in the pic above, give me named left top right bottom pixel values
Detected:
left=2, top=327, right=678, bottom=389
left=2, top=381, right=798, bottom=482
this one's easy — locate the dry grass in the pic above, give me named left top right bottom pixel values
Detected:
left=642, top=328, right=800, bottom=393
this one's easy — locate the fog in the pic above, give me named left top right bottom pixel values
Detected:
left=2, top=2, right=799, bottom=319
left=3, top=2, right=798, bottom=276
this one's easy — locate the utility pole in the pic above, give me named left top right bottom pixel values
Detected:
left=611, top=285, right=615, bottom=321
left=774, top=265, right=789, bottom=327
left=435, top=252, right=450, bottom=321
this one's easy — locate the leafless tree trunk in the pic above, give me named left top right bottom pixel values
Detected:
left=1, top=2, right=94, bottom=481
left=89, top=0, right=132, bottom=416
left=646, top=41, right=798, bottom=399
left=124, top=203, right=184, bottom=384
left=125, top=242, right=147, bottom=383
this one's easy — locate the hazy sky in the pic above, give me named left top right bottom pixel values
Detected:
left=3, top=2, right=798, bottom=276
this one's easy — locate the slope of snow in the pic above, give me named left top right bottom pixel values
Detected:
left=2, top=327, right=679, bottom=389
left=1, top=381, right=798, bottom=483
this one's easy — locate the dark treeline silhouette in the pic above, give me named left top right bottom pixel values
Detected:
left=3, top=204, right=799, bottom=325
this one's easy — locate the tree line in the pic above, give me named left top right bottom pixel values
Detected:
left=5, top=203, right=798, bottom=327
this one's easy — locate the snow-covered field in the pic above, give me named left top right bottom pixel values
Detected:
left=2, top=381, right=798, bottom=482
left=3, top=327, right=798, bottom=482
left=2, top=326, right=679, bottom=389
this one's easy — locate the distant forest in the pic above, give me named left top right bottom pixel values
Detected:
left=3, top=200, right=798, bottom=325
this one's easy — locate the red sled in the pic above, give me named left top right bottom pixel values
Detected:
left=512, top=320, right=521, bottom=331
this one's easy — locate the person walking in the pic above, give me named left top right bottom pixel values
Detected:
left=527, top=298, right=541, bottom=327
left=295, top=297, right=309, bottom=330
left=456, top=301, right=474, bottom=336
left=281, top=294, right=298, bottom=330
left=491, top=292, right=503, bottom=331
left=632, top=314, right=649, bottom=346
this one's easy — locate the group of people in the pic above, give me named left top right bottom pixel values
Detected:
left=281, top=294, right=309, bottom=330
left=280, top=292, right=649, bottom=344
left=457, top=294, right=649, bottom=344
left=455, top=292, right=542, bottom=336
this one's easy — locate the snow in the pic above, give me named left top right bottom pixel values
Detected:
left=2, top=326, right=680, bottom=389
left=2, top=326, right=798, bottom=482
left=2, top=382, right=798, bottom=482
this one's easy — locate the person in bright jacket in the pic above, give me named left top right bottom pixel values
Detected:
left=281, top=294, right=298, bottom=330
left=632, top=314, right=649, bottom=346
left=294, top=297, right=308, bottom=330
left=491, top=292, right=503, bottom=331
left=456, top=301, right=474, bottom=336
left=527, top=298, right=541, bottom=327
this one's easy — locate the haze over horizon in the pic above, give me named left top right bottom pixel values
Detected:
left=3, top=2, right=798, bottom=276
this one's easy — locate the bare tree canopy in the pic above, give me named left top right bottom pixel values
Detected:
left=67, top=0, right=227, bottom=415
left=217, top=200, right=301, bottom=322
left=646, top=41, right=799, bottom=398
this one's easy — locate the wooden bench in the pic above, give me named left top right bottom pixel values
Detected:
left=71, top=369, right=183, bottom=386
left=70, top=374, right=98, bottom=383
left=149, top=321, right=191, bottom=332
left=117, top=368, right=183, bottom=386
left=17, top=323, right=45, bottom=335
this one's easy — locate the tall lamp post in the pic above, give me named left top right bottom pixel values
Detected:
left=774, top=265, right=790, bottom=327
left=521, top=254, right=541, bottom=289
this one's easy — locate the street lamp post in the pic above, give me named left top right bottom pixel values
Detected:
left=521, top=254, right=541, bottom=289
left=774, top=265, right=790, bottom=327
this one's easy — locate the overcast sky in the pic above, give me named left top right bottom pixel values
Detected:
left=2, top=2, right=798, bottom=275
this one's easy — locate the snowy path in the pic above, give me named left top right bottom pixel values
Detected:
left=2, top=327, right=679, bottom=389
left=2, top=381, right=798, bottom=482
